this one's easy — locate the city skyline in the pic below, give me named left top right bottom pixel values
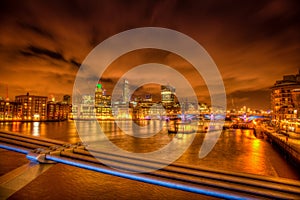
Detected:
left=0, top=82, right=273, bottom=114
left=1, top=0, right=300, bottom=110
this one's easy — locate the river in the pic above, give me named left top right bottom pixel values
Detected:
left=1, top=120, right=299, bottom=199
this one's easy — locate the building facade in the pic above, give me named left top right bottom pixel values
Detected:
left=271, top=70, right=300, bottom=121
left=15, top=93, right=47, bottom=120
left=0, top=93, right=72, bottom=121
left=47, top=101, right=70, bottom=120
left=95, top=84, right=112, bottom=119
left=161, top=85, right=176, bottom=105
left=0, top=100, right=22, bottom=120
left=122, top=79, right=130, bottom=103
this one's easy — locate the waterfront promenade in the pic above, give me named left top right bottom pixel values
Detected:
left=256, top=125, right=300, bottom=166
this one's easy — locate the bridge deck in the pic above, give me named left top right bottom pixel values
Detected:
left=1, top=130, right=300, bottom=199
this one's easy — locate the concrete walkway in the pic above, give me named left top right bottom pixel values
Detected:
left=261, top=125, right=300, bottom=153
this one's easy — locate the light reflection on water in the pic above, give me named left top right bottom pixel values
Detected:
left=0, top=120, right=300, bottom=180
left=33, top=122, right=40, bottom=137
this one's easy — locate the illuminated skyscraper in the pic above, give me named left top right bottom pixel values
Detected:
left=95, top=83, right=103, bottom=106
left=94, top=83, right=112, bottom=118
left=161, top=85, right=175, bottom=105
left=123, top=79, right=130, bottom=103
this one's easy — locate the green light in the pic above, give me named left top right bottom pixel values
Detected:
left=97, top=83, right=102, bottom=89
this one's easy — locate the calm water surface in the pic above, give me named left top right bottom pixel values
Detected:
left=1, top=120, right=300, bottom=199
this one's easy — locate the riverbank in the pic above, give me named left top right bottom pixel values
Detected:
left=255, top=125, right=300, bottom=168
left=0, top=119, right=67, bottom=122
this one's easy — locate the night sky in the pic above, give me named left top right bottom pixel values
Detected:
left=1, top=0, right=299, bottom=110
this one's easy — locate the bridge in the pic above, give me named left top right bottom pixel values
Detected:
left=1, top=130, right=300, bottom=199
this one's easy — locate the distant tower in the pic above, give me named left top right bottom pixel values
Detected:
left=95, top=82, right=103, bottom=106
left=5, top=84, right=9, bottom=101
left=50, top=94, right=55, bottom=102
left=122, top=79, right=130, bottom=103
left=231, top=97, right=236, bottom=111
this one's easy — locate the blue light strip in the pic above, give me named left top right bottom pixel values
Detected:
left=26, top=154, right=39, bottom=163
left=0, top=143, right=29, bottom=154
left=47, top=155, right=248, bottom=200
